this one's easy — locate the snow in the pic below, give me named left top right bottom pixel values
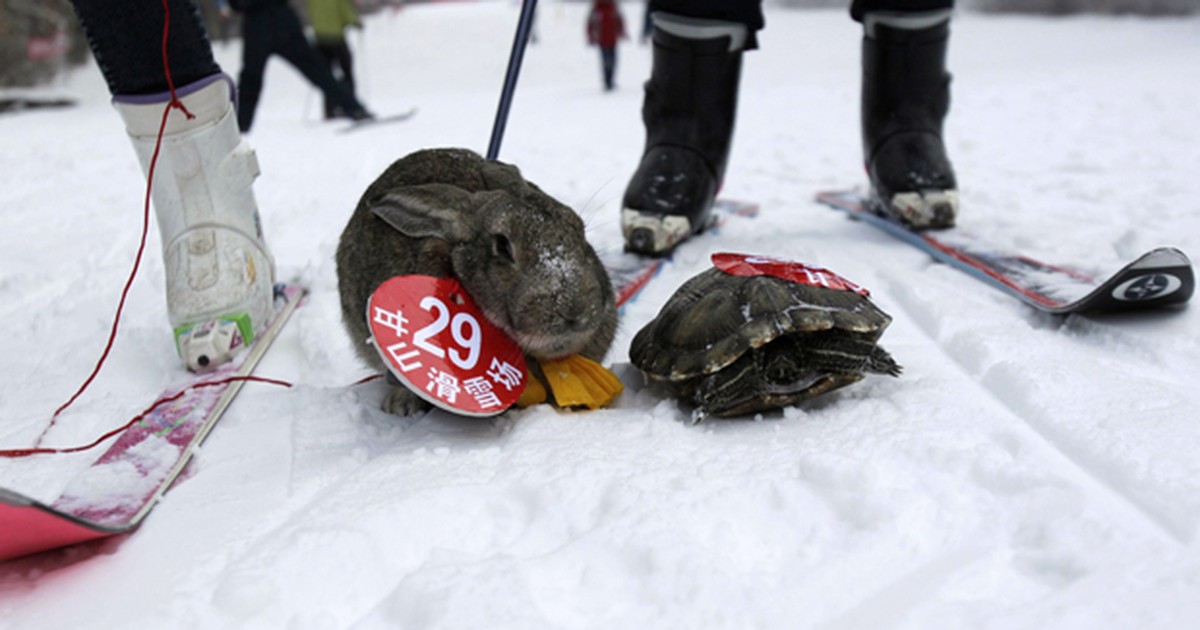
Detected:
left=54, top=433, right=179, bottom=517
left=2, top=2, right=1200, bottom=628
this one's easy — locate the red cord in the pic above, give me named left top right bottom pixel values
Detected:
left=1, top=376, right=293, bottom=459
left=0, top=375, right=394, bottom=459
left=33, top=0, right=197, bottom=448
left=2, top=1, right=380, bottom=459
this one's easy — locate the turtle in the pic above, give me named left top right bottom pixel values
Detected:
left=629, top=255, right=901, bottom=418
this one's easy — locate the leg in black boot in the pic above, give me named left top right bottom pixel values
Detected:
left=621, top=12, right=748, bottom=255
left=860, top=9, right=958, bottom=229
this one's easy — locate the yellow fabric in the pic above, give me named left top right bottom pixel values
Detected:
left=516, top=367, right=548, bottom=407
left=513, top=355, right=624, bottom=410
left=540, top=355, right=624, bottom=410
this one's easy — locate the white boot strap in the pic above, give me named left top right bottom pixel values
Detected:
left=865, top=10, right=953, bottom=39
left=651, top=12, right=749, bottom=53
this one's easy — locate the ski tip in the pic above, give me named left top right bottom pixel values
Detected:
left=1102, top=248, right=1194, bottom=309
left=1132, top=247, right=1192, bottom=270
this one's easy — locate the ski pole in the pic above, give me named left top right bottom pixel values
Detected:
left=486, top=0, right=538, bottom=161
left=356, top=24, right=370, bottom=102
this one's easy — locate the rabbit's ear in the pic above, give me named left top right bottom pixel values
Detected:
left=370, top=184, right=476, bottom=242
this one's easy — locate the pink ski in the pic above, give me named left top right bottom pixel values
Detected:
left=0, top=284, right=304, bottom=562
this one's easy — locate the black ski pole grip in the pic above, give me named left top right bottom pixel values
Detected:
left=487, top=0, right=539, bottom=161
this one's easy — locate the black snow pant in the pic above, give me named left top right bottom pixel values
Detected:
left=599, top=46, right=617, bottom=90
left=313, top=39, right=357, bottom=119
left=69, top=0, right=220, bottom=96
left=646, top=0, right=956, bottom=49
left=237, top=4, right=365, bottom=131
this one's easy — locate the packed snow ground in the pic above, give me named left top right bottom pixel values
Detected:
left=2, top=3, right=1200, bottom=628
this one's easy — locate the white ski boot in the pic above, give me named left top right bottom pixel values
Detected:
left=114, top=74, right=276, bottom=372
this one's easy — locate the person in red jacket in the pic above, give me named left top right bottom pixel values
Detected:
left=587, top=0, right=627, bottom=91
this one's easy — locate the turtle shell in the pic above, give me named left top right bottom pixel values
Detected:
left=630, top=261, right=900, bottom=417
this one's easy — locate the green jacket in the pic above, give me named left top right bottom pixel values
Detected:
left=307, top=0, right=360, bottom=43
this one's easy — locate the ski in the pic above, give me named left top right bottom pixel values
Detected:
left=338, top=108, right=418, bottom=134
left=605, top=198, right=760, bottom=309
left=0, top=284, right=305, bottom=563
left=0, top=96, right=76, bottom=115
left=817, top=189, right=1194, bottom=313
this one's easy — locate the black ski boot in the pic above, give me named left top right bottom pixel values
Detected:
left=862, top=12, right=958, bottom=230
left=622, top=14, right=746, bottom=256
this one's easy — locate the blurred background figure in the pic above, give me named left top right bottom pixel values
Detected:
left=307, top=0, right=364, bottom=120
left=229, top=0, right=371, bottom=131
left=586, top=0, right=626, bottom=92
left=208, top=0, right=235, bottom=46
left=641, top=1, right=653, bottom=44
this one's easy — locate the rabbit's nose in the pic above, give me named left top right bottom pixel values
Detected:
left=553, top=301, right=591, bottom=331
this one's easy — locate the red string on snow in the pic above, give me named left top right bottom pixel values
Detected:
left=0, top=374, right=390, bottom=459
left=1, top=376, right=292, bottom=459
left=32, top=0, right=197, bottom=447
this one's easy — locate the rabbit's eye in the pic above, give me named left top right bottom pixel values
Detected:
left=493, top=234, right=515, bottom=263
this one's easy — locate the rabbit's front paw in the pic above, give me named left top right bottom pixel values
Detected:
left=382, top=385, right=432, bottom=416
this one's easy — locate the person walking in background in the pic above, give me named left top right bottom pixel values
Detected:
left=229, top=0, right=372, bottom=131
left=587, top=0, right=626, bottom=92
left=307, top=0, right=364, bottom=120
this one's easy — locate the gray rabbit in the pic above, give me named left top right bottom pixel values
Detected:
left=336, top=148, right=618, bottom=415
